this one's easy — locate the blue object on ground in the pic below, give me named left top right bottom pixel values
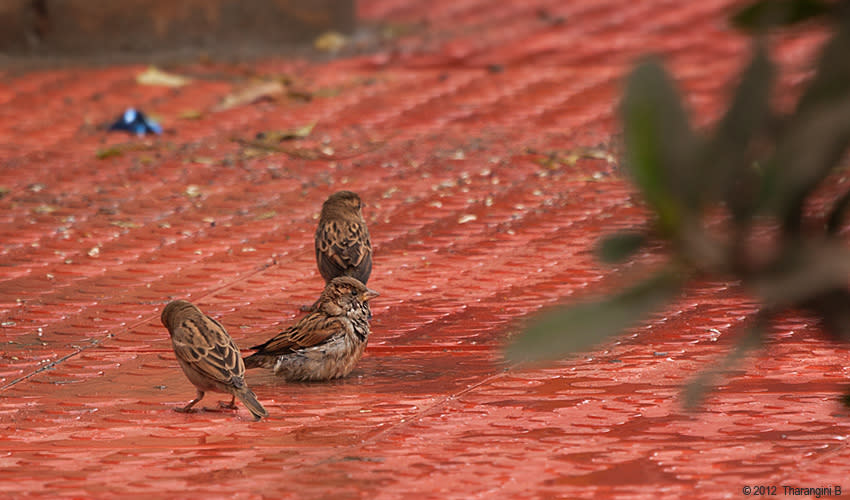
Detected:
left=109, top=108, right=162, bottom=136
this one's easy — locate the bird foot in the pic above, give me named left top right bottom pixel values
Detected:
left=173, top=407, right=197, bottom=414
left=218, top=400, right=238, bottom=410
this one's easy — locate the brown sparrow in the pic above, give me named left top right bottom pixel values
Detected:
left=161, top=300, right=268, bottom=420
left=315, top=190, right=372, bottom=285
left=245, top=276, right=379, bottom=381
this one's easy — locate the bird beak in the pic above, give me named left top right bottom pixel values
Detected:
left=363, top=288, right=380, bottom=301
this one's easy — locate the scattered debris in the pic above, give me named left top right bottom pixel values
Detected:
left=530, top=146, right=617, bottom=170
left=184, top=185, right=202, bottom=198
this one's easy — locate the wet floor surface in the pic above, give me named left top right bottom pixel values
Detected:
left=1, top=0, right=849, bottom=498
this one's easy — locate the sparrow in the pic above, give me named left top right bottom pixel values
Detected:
left=244, top=276, right=379, bottom=381
left=161, top=300, right=268, bottom=421
left=316, top=190, right=372, bottom=285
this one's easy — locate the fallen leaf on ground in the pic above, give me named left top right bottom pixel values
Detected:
left=110, top=221, right=140, bottom=229
left=255, top=123, right=315, bottom=143
left=179, top=109, right=203, bottom=120
left=184, top=185, right=202, bottom=198
left=136, top=66, right=191, bottom=87
left=314, top=31, right=348, bottom=52
left=214, top=80, right=286, bottom=111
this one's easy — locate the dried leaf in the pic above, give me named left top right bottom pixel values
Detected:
left=33, top=205, right=57, bottom=214
left=314, top=31, right=348, bottom=52
left=136, top=66, right=191, bottom=87
left=96, top=147, right=124, bottom=160
left=110, top=221, right=140, bottom=229
left=256, top=123, right=315, bottom=143
left=184, top=185, right=202, bottom=198
left=179, top=109, right=203, bottom=120
left=254, top=210, right=277, bottom=220
left=214, top=81, right=286, bottom=112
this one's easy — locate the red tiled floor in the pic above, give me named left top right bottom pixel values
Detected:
left=1, top=0, right=849, bottom=498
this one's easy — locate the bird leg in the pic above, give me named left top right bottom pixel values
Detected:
left=218, top=395, right=238, bottom=410
left=175, top=390, right=205, bottom=413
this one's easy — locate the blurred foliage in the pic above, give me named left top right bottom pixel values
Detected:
left=507, top=0, right=850, bottom=407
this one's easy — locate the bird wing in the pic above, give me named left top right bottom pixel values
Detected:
left=317, top=220, right=371, bottom=271
left=250, top=313, right=348, bottom=355
left=170, top=314, right=245, bottom=384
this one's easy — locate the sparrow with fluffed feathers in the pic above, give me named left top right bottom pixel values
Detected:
left=316, top=190, right=372, bottom=285
left=245, top=276, right=379, bottom=381
left=161, top=300, right=268, bottom=420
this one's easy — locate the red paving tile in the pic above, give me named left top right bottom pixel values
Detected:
left=1, top=0, right=849, bottom=498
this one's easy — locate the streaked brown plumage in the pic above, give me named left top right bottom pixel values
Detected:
left=244, top=276, right=378, bottom=381
left=161, top=300, right=268, bottom=421
left=315, top=191, right=372, bottom=285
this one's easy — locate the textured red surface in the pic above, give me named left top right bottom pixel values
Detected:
left=1, top=0, right=848, bottom=498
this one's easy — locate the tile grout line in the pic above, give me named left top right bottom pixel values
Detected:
left=307, top=364, right=513, bottom=466
left=0, top=257, right=280, bottom=392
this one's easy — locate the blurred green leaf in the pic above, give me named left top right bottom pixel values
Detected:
left=753, top=241, right=850, bottom=307
left=761, top=13, right=850, bottom=225
left=596, top=232, right=647, bottom=264
left=622, top=59, right=701, bottom=233
left=796, top=8, right=850, bottom=115
left=709, top=43, right=775, bottom=219
left=505, top=271, right=681, bottom=364
left=760, top=97, right=850, bottom=225
left=683, top=319, right=764, bottom=409
left=826, top=189, right=850, bottom=235
left=804, top=288, right=850, bottom=341
left=731, top=0, right=832, bottom=32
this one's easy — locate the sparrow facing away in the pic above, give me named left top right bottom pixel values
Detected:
left=244, top=276, right=379, bottom=381
left=315, top=190, right=372, bottom=285
left=161, top=300, right=268, bottom=421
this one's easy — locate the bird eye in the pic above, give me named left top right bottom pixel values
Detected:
left=351, top=289, right=357, bottom=296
